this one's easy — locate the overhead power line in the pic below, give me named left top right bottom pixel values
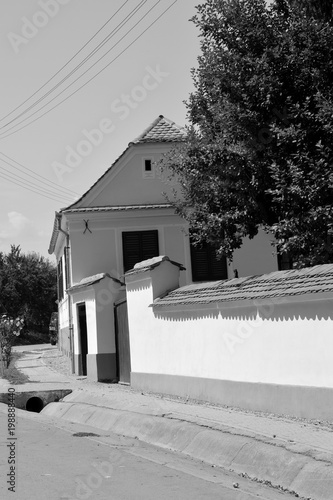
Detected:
left=0, top=151, right=79, bottom=197
left=0, top=0, right=152, bottom=138
left=0, top=0, right=131, bottom=124
left=0, top=169, right=75, bottom=204
left=0, top=0, right=147, bottom=131
left=0, top=0, right=178, bottom=140
left=0, top=158, right=76, bottom=204
left=0, top=166, right=72, bottom=202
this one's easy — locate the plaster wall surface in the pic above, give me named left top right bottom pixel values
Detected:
left=88, top=145, right=177, bottom=207
left=126, top=266, right=333, bottom=391
left=93, top=279, right=120, bottom=353
left=68, top=213, right=190, bottom=285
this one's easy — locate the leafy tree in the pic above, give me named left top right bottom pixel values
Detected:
left=0, top=245, right=57, bottom=335
left=161, top=0, right=333, bottom=267
left=285, top=0, right=333, bottom=24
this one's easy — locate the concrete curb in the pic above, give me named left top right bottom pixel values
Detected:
left=43, top=394, right=333, bottom=500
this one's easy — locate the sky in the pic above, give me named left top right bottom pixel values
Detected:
left=0, top=0, right=200, bottom=261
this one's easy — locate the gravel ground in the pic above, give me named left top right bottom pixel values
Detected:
left=42, top=348, right=72, bottom=377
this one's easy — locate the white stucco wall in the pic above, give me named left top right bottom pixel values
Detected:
left=67, top=210, right=192, bottom=285
left=85, top=144, right=178, bottom=207
left=54, top=233, right=71, bottom=354
left=126, top=264, right=333, bottom=391
left=70, top=277, right=121, bottom=356
left=68, top=213, right=279, bottom=289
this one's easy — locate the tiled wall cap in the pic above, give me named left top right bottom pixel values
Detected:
left=134, top=255, right=170, bottom=269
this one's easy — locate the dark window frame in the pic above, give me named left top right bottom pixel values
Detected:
left=122, top=230, right=159, bottom=273
left=190, top=240, right=228, bottom=282
left=277, top=252, right=293, bottom=271
left=144, top=159, right=152, bottom=172
left=57, top=258, right=64, bottom=301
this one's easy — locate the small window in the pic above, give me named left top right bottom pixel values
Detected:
left=144, top=159, right=152, bottom=171
left=142, top=158, right=155, bottom=178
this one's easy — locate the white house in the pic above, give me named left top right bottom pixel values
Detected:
left=48, top=115, right=281, bottom=382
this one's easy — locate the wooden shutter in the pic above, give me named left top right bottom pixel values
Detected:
left=57, top=258, right=64, bottom=301
left=122, top=230, right=159, bottom=272
left=191, top=241, right=227, bottom=282
left=277, top=252, right=293, bottom=270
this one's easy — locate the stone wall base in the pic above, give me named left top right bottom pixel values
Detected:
left=131, top=373, right=333, bottom=420
left=86, top=353, right=117, bottom=382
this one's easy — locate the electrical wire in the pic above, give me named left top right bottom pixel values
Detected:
left=0, top=165, right=74, bottom=203
left=0, top=0, right=177, bottom=140
left=0, top=0, right=152, bottom=137
left=0, top=169, right=74, bottom=204
left=0, top=151, right=79, bottom=197
left=0, top=158, right=76, bottom=203
left=0, top=0, right=130, bottom=123
left=0, top=0, right=146, bottom=130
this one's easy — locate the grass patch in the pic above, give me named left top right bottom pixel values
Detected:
left=1, top=352, right=30, bottom=385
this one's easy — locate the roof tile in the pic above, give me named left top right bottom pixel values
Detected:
left=63, top=204, right=172, bottom=215
left=130, top=115, right=186, bottom=144
left=67, top=273, right=124, bottom=292
left=125, top=255, right=185, bottom=277
left=152, top=264, right=333, bottom=308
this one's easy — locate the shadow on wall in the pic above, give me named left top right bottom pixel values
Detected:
left=152, top=297, right=333, bottom=323
left=126, top=280, right=151, bottom=293
left=153, top=306, right=219, bottom=321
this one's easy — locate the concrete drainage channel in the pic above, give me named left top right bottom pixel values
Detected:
left=0, top=389, right=72, bottom=413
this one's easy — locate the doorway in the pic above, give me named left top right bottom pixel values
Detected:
left=114, top=299, right=131, bottom=384
left=77, top=303, right=88, bottom=376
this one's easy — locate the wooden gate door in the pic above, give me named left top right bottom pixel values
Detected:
left=77, top=303, right=88, bottom=376
left=114, top=299, right=131, bottom=384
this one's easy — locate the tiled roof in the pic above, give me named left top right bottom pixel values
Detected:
left=152, top=264, right=333, bottom=308
left=63, top=204, right=173, bottom=215
left=125, top=255, right=185, bottom=277
left=130, top=115, right=187, bottom=144
left=67, top=273, right=124, bottom=292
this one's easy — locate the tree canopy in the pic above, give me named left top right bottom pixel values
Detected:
left=161, top=0, right=333, bottom=267
left=285, top=0, right=333, bottom=24
left=0, top=245, right=57, bottom=333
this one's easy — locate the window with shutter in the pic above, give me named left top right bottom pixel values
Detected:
left=190, top=241, right=227, bottom=282
left=277, top=252, right=293, bottom=270
left=122, top=230, right=159, bottom=272
left=57, top=258, right=64, bottom=301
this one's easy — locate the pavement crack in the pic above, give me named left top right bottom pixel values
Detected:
left=230, top=441, right=250, bottom=465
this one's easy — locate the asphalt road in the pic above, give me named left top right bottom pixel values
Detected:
left=0, top=406, right=292, bottom=500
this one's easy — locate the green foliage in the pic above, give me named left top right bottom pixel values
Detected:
left=2, top=351, right=30, bottom=384
left=285, top=0, right=333, bottom=24
left=0, top=315, right=24, bottom=368
left=0, top=245, right=57, bottom=333
left=161, top=0, right=333, bottom=267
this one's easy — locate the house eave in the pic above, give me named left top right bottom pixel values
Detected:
left=62, top=204, right=173, bottom=216
left=48, top=212, right=62, bottom=255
